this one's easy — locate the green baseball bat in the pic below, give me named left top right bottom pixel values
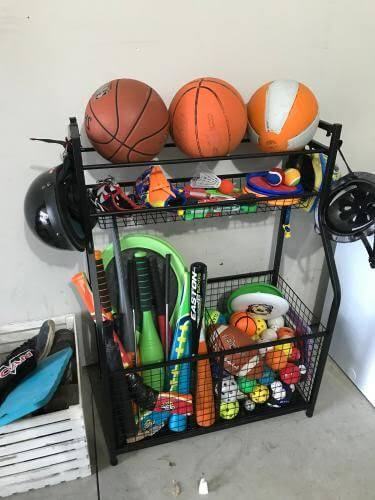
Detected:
left=135, top=251, right=164, bottom=391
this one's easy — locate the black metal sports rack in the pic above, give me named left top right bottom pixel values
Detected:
left=69, top=117, right=342, bottom=465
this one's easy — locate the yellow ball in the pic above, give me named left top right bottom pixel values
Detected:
left=275, top=342, right=293, bottom=357
left=220, top=401, right=240, bottom=420
left=254, top=318, right=267, bottom=335
left=250, top=384, right=269, bottom=403
left=284, top=168, right=301, bottom=187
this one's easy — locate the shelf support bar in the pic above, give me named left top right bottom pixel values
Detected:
left=272, top=207, right=288, bottom=286
left=69, top=118, right=119, bottom=463
left=306, top=123, right=342, bottom=417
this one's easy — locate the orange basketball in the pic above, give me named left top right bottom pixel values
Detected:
left=169, top=77, right=247, bottom=157
left=85, top=79, right=169, bottom=163
left=229, top=312, right=257, bottom=337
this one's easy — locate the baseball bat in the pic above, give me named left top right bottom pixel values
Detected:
left=128, top=259, right=139, bottom=367
left=168, top=269, right=191, bottom=432
left=111, top=219, right=134, bottom=355
left=190, top=262, right=206, bottom=356
left=149, top=256, right=167, bottom=350
left=134, top=251, right=164, bottom=391
left=72, top=268, right=190, bottom=415
left=190, top=263, right=215, bottom=427
left=165, top=253, right=172, bottom=358
left=72, top=266, right=137, bottom=438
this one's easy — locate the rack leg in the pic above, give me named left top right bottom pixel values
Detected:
left=272, top=208, right=288, bottom=285
left=306, top=124, right=342, bottom=417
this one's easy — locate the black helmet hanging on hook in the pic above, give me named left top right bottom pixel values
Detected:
left=24, top=150, right=87, bottom=251
left=315, top=172, right=375, bottom=268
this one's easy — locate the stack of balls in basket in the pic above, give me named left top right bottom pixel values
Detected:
left=206, top=287, right=307, bottom=420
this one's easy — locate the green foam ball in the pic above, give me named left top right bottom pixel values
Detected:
left=238, top=377, right=257, bottom=394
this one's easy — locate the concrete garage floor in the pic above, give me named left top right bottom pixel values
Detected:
left=10, top=358, right=375, bottom=500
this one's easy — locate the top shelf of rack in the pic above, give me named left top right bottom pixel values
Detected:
left=70, top=118, right=339, bottom=171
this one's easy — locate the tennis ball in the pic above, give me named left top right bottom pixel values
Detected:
left=254, top=318, right=267, bottom=335
left=284, top=168, right=301, bottom=187
left=220, top=401, right=239, bottom=420
left=265, top=168, right=284, bottom=186
left=230, top=312, right=257, bottom=337
left=250, top=384, right=269, bottom=404
left=238, top=376, right=257, bottom=394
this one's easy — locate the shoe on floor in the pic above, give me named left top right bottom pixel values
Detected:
left=49, top=329, right=76, bottom=384
left=0, top=338, right=37, bottom=406
left=35, top=320, right=55, bottom=361
left=49, top=329, right=75, bottom=355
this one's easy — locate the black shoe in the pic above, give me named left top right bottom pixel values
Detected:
left=0, top=338, right=37, bottom=406
left=49, top=329, right=76, bottom=384
left=35, top=320, right=55, bottom=361
left=49, top=329, right=75, bottom=356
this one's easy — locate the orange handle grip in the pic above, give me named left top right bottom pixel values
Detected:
left=195, top=339, right=215, bottom=427
left=71, top=271, right=132, bottom=368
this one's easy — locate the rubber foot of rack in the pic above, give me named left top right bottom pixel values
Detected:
left=110, top=456, right=118, bottom=466
left=306, top=409, right=314, bottom=418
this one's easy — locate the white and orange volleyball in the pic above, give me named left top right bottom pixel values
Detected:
left=247, top=80, right=319, bottom=153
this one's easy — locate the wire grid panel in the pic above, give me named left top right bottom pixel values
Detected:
left=91, top=175, right=313, bottom=229
left=109, top=272, right=327, bottom=450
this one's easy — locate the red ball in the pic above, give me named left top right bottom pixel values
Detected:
left=289, top=346, right=301, bottom=362
left=279, top=363, right=301, bottom=385
left=218, top=179, right=235, bottom=195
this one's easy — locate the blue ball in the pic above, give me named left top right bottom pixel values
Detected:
left=265, top=169, right=283, bottom=186
left=258, top=367, right=276, bottom=385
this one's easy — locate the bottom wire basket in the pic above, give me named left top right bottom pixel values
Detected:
left=110, top=271, right=326, bottom=452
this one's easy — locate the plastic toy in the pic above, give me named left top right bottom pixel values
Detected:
left=217, top=376, right=238, bottom=403
left=220, top=401, right=240, bottom=420
left=250, top=384, right=269, bottom=404
left=237, top=377, right=257, bottom=394
left=267, top=381, right=295, bottom=408
left=254, top=318, right=268, bottom=335
left=135, top=166, right=185, bottom=208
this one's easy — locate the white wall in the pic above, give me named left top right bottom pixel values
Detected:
left=1, top=0, right=374, bottom=324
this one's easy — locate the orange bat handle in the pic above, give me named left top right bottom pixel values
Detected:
left=195, top=339, right=215, bottom=427
left=71, top=271, right=132, bottom=368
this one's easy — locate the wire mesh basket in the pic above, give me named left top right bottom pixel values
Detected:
left=108, top=271, right=326, bottom=451
left=88, top=174, right=315, bottom=229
